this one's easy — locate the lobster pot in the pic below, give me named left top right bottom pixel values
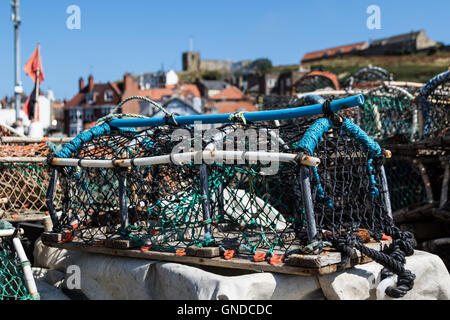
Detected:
left=417, top=70, right=450, bottom=140
left=44, top=92, right=419, bottom=298
left=49, top=118, right=395, bottom=256
left=384, top=158, right=429, bottom=213
left=360, top=89, right=415, bottom=143
left=0, top=139, right=66, bottom=219
left=0, top=162, right=53, bottom=216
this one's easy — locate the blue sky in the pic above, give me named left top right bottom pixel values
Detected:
left=0, top=0, right=449, bottom=100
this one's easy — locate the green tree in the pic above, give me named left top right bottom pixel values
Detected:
left=250, top=58, right=273, bottom=74
left=202, top=71, right=221, bottom=81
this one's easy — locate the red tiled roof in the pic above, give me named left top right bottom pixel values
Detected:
left=140, top=84, right=201, bottom=101
left=64, top=92, right=84, bottom=108
left=206, top=101, right=258, bottom=114
left=210, top=86, right=245, bottom=101
left=179, top=84, right=201, bottom=98
left=139, top=88, right=174, bottom=101
left=302, top=42, right=367, bottom=62
left=64, top=82, right=123, bottom=108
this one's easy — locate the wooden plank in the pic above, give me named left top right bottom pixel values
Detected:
left=41, top=240, right=392, bottom=277
left=105, top=238, right=136, bottom=249
left=3, top=214, right=48, bottom=223
left=186, top=246, right=220, bottom=258
left=285, top=241, right=388, bottom=269
left=41, top=232, right=64, bottom=243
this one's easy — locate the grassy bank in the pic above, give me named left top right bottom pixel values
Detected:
left=303, top=51, right=450, bottom=83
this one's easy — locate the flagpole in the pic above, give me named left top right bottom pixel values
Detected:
left=34, top=43, right=40, bottom=122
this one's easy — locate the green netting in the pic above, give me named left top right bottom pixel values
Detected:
left=384, top=159, right=428, bottom=212
left=356, top=82, right=420, bottom=144
left=0, top=221, right=35, bottom=300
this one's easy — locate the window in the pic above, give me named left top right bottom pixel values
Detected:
left=285, top=78, right=291, bottom=87
left=101, top=107, right=113, bottom=116
left=69, top=109, right=83, bottom=123
left=267, top=79, right=276, bottom=88
left=85, top=109, right=94, bottom=122
left=104, top=90, right=114, bottom=102
left=69, top=126, right=82, bottom=137
left=86, top=93, right=95, bottom=104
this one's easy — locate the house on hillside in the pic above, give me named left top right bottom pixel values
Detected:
left=259, top=70, right=308, bottom=96
left=209, top=86, right=246, bottom=102
left=63, top=73, right=140, bottom=137
left=301, top=42, right=369, bottom=63
left=364, top=30, right=437, bottom=55
left=137, top=71, right=166, bottom=90
left=151, top=97, right=201, bottom=118
left=301, top=30, right=438, bottom=63
left=139, top=83, right=202, bottom=116
left=195, top=79, right=230, bottom=98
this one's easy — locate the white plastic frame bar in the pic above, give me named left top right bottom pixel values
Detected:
left=48, top=151, right=320, bottom=168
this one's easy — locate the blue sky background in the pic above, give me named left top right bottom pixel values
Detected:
left=0, top=0, right=449, bottom=100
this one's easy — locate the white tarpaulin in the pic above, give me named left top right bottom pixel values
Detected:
left=33, top=239, right=450, bottom=300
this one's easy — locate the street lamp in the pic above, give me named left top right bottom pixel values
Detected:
left=11, top=0, right=23, bottom=121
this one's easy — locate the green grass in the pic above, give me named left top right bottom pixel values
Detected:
left=303, top=51, right=450, bottom=83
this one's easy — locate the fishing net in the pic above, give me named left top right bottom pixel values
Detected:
left=0, top=140, right=64, bottom=219
left=46, top=96, right=416, bottom=298
left=384, top=158, right=429, bottom=213
left=345, top=66, right=393, bottom=90
left=294, top=72, right=340, bottom=93
left=359, top=85, right=417, bottom=143
left=0, top=221, right=35, bottom=300
left=416, top=70, right=450, bottom=140
left=0, top=125, right=20, bottom=137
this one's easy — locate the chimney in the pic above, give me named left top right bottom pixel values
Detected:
left=88, top=74, right=94, bottom=92
left=79, top=77, right=85, bottom=92
left=123, top=72, right=133, bottom=91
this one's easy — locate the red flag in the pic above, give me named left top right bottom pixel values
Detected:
left=24, top=44, right=45, bottom=84
left=22, top=44, right=44, bottom=121
left=21, top=88, right=39, bottom=121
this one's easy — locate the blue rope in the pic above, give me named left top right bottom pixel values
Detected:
left=341, top=118, right=381, bottom=157
left=56, top=123, right=112, bottom=158
left=297, top=117, right=383, bottom=203
left=341, top=118, right=382, bottom=196
left=297, top=118, right=333, bottom=204
left=297, top=118, right=333, bottom=155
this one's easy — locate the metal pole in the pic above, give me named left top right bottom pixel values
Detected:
left=34, top=44, right=41, bottom=121
left=200, top=164, right=212, bottom=237
left=12, top=0, right=22, bottom=121
left=299, top=166, right=318, bottom=243
left=45, top=168, right=60, bottom=232
left=380, top=165, right=393, bottom=219
left=217, top=183, right=224, bottom=219
left=118, top=169, right=129, bottom=231
left=440, top=158, right=450, bottom=209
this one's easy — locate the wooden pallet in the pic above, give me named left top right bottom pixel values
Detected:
left=41, top=233, right=392, bottom=276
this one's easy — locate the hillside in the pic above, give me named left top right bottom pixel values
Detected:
left=301, top=51, right=450, bottom=83
left=176, top=51, right=450, bottom=85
